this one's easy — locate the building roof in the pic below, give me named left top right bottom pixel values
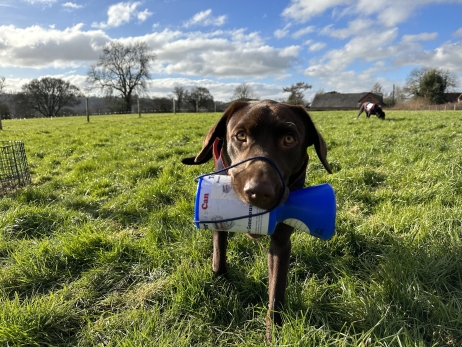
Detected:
left=311, top=91, right=383, bottom=108
left=445, top=93, right=462, bottom=103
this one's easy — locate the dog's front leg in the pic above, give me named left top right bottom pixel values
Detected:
left=212, top=230, right=228, bottom=276
left=266, top=224, right=293, bottom=342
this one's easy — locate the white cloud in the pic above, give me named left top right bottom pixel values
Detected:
left=282, top=0, right=347, bottom=22
left=292, top=26, right=315, bottom=39
left=308, top=42, right=326, bottom=52
left=401, top=32, right=438, bottom=43
left=393, top=41, right=462, bottom=73
left=6, top=73, right=90, bottom=95
left=280, top=0, right=462, bottom=94
left=0, top=24, right=299, bottom=82
left=62, top=2, right=83, bottom=9
left=320, top=19, right=374, bottom=39
left=92, top=2, right=152, bottom=29
left=153, top=29, right=299, bottom=78
left=303, top=27, right=399, bottom=93
left=137, top=9, right=153, bottom=22
left=454, top=28, right=462, bottom=37
left=23, top=0, right=57, bottom=6
left=304, top=24, right=462, bottom=94
left=274, top=23, right=291, bottom=39
left=0, top=24, right=108, bottom=69
left=374, top=2, right=416, bottom=27
left=274, top=28, right=289, bottom=39
left=282, top=0, right=462, bottom=27
left=183, top=9, right=227, bottom=28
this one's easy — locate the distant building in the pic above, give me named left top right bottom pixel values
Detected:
left=310, top=92, right=384, bottom=110
left=444, top=93, right=462, bottom=103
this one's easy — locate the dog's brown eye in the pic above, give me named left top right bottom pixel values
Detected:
left=284, top=135, right=296, bottom=145
left=236, top=131, right=247, bottom=142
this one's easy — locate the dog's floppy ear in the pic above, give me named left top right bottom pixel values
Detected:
left=181, top=101, right=249, bottom=165
left=291, top=105, right=332, bottom=174
left=311, top=130, right=332, bottom=174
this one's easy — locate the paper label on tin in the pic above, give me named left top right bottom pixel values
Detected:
left=196, top=175, right=270, bottom=235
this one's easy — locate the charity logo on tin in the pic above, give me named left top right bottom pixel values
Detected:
left=212, top=216, right=235, bottom=230
left=222, top=184, right=232, bottom=194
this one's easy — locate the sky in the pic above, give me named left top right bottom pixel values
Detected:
left=1, top=0, right=462, bottom=102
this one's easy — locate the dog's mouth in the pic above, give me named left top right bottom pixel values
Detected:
left=229, top=167, right=288, bottom=211
left=225, top=162, right=288, bottom=240
left=243, top=182, right=289, bottom=210
left=242, top=185, right=289, bottom=240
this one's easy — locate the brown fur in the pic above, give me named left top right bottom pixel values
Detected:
left=182, top=99, right=331, bottom=343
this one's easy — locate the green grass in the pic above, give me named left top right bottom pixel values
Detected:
left=0, top=110, right=461, bottom=346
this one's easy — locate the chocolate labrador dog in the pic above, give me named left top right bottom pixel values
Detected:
left=182, top=99, right=332, bottom=342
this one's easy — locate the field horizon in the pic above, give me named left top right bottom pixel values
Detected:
left=1, top=110, right=461, bottom=346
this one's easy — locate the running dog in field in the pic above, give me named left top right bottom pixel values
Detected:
left=356, top=102, right=386, bottom=119
left=182, top=99, right=332, bottom=343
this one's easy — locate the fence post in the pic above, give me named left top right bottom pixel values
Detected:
left=138, top=96, right=141, bottom=118
left=173, top=98, right=176, bottom=114
left=86, top=97, right=89, bottom=123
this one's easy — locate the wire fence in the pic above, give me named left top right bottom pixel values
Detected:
left=391, top=102, right=462, bottom=111
left=0, top=141, right=31, bottom=195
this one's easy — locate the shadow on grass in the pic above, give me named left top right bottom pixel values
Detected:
left=384, top=117, right=407, bottom=121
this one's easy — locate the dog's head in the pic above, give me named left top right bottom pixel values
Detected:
left=375, top=104, right=386, bottom=119
left=182, top=100, right=332, bottom=210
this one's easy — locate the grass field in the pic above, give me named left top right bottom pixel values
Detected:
left=0, top=109, right=461, bottom=346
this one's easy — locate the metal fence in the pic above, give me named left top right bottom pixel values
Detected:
left=0, top=141, right=31, bottom=194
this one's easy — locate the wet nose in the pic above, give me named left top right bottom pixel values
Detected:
left=243, top=179, right=276, bottom=209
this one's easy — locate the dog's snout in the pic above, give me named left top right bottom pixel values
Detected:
left=243, top=180, right=276, bottom=209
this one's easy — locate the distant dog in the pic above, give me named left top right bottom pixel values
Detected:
left=182, top=99, right=331, bottom=343
left=356, top=102, right=386, bottom=119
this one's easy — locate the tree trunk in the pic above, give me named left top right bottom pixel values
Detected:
left=125, top=96, right=131, bottom=114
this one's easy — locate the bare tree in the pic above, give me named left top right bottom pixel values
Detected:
left=0, top=76, right=5, bottom=93
left=186, top=87, right=214, bottom=111
left=232, top=82, right=258, bottom=101
left=86, top=41, right=157, bottom=113
left=383, top=85, right=406, bottom=106
left=172, top=86, right=187, bottom=110
left=371, top=82, right=383, bottom=94
left=315, top=88, right=325, bottom=95
left=21, top=77, right=81, bottom=117
left=283, top=81, right=312, bottom=105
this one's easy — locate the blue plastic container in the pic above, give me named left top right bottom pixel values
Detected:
left=194, top=175, right=336, bottom=240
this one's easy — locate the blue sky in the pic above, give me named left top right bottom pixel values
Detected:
left=1, top=0, right=462, bottom=102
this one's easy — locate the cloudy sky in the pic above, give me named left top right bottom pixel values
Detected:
left=1, top=0, right=462, bottom=102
